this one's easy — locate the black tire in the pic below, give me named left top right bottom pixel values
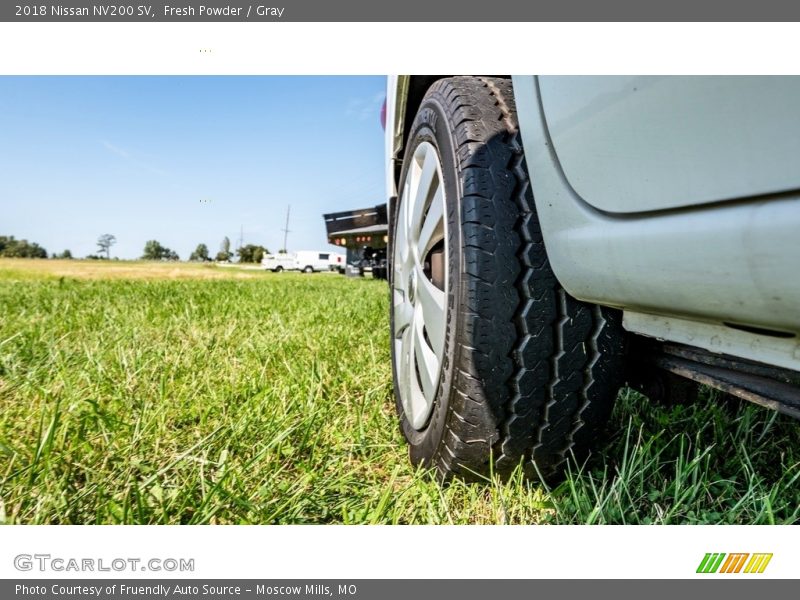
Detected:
left=303, top=266, right=313, bottom=273
left=390, top=76, right=626, bottom=482
left=274, top=266, right=283, bottom=273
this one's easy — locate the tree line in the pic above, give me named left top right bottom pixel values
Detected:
left=0, top=236, right=48, bottom=258
left=0, top=233, right=269, bottom=264
left=188, top=236, right=269, bottom=263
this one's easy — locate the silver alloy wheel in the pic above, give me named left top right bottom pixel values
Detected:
left=392, top=141, right=448, bottom=430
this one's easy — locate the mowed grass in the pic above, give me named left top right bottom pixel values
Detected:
left=1, top=259, right=798, bottom=524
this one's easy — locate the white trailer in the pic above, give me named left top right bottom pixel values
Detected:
left=294, top=250, right=344, bottom=273
left=262, top=251, right=345, bottom=273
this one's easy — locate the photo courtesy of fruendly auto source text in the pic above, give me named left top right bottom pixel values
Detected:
left=0, top=1, right=798, bottom=594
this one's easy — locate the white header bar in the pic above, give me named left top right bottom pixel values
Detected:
left=0, top=23, right=798, bottom=75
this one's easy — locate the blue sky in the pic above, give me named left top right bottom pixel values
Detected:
left=0, top=76, right=387, bottom=259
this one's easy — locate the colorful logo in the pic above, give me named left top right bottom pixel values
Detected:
left=697, top=553, right=773, bottom=574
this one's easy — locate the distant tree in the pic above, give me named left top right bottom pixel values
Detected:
left=189, top=243, right=210, bottom=262
left=142, top=240, right=162, bottom=260
left=0, top=235, right=47, bottom=258
left=141, top=240, right=179, bottom=261
left=59, top=249, right=73, bottom=259
left=216, top=236, right=232, bottom=262
left=97, top=234, right=116, bottom=260
left=237, top=244, right=268, bottom=264
left=253, top=246, right=267, bottom=263
left=278, top=248, right=288, bottom=254
left=0, top=236, right=14, bottom=256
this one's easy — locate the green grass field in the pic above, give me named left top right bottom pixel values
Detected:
left=1, top=259, right=798, bottom=524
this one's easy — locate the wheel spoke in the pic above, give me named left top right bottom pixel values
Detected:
left=393, top=296, right=413, bottom=336
left=405, top=326, right=428, bottom=424
left=417, top=183, right=444, bottom=258
left=409, top=148, right=438, bottom=239
left=393, top=261, right=404, bottom=291
left=416, top=265, right=447, bottom=358
left=413, top=316, right=439, bottom=412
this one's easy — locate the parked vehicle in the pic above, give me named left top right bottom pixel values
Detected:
left=261, top=253, right=296, bottom=273
left=294, top=250, right=343, bottom=273
left=262, top=251, right=345, bottom=273
left=323, top=205, right=389, bottom=279
left=385, top=76, right=800, bottom=481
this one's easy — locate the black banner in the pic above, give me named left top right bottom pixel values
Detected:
left=3, top=580, right=797, bottom=600
left=4, top=0, right=800, bottom=22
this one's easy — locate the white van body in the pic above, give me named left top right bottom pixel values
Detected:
left=294, top=250, right=343, bottom=272
left=385, top=75, right=800, bottom=370
left=261, top=253, right=296, bottom=272
left=262, top=251, right=345, bottom=273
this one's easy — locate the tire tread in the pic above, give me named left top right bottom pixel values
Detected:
left=401, top=77, right=625, bottom=482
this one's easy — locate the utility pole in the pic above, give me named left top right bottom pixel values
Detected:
left=281, top=205, right=291, bottom=252
left=238, top=225, right=244, bottom=252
